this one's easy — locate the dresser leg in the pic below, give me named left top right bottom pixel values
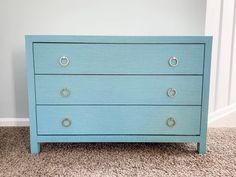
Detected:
left=197, top=142, right=206, bottom=154
left=30, top=142, right=40, bottom=154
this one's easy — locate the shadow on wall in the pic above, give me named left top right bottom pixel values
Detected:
left=12, top=49, right=28, bottom=118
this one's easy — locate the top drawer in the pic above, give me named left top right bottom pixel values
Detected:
left=33, top=43, right=204, bottom=74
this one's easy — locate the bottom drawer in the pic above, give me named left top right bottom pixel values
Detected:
left=36, top=106, right=201, bottom=135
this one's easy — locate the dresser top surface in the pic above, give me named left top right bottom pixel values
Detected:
left=25, top=35, right=212, bottom=44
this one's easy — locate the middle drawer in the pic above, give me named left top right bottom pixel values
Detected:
left=35, top=75, right=202, bottom=105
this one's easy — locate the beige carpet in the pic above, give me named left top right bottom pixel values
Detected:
left=0, top=128, right=235, bottom=177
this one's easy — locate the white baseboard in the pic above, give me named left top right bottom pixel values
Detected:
left=0, top=104, right=236, bottom=127
left=0, top=118, right=29, bottom=127
left=208, top=103, right=236, bottom=124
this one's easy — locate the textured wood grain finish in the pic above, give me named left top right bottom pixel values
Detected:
left=35, top=75, right=202, bottom=105
left=34, top=43, right=204, bottom=74
left=37, top=106, right=201, bottom=135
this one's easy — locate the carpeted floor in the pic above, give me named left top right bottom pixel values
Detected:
left=0, top=128, right=235, bottom=177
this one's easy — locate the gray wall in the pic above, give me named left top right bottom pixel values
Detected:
left=0, top=0, right=206, bottom=118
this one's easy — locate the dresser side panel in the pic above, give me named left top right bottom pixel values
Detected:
left=25, top=37, right=37, bottom=145
left=200, top=37, right=212, bottom=142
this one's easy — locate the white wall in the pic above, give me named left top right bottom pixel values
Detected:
left=0, top=0, right=207, bottom=122
left=205, top=0, right=236, bottom=122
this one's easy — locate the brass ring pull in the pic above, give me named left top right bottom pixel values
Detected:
left=167, top=117, right=176, bottom=128
left=60, top=87, right=71, bottom=97
left=62, top=118, right=71, bottom=127
left=59, top=56, right=70, bottom=67
left=167, top=88, right=177, bottom=98
left=169, top=56, right=179, bottom=67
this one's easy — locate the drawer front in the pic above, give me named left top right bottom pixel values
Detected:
left=37, top=106, right=201, bottom=135
left=35, top=75, right=202, bottom=105
left=34, top=43, right=204, bottom=74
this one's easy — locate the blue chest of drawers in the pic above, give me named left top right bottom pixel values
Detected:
left=26, top=36, right=212, bottom=154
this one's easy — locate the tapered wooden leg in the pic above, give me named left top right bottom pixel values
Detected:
left=197, top=142, right=206, bottom=154
left=30, top=141, right=40, bottom=154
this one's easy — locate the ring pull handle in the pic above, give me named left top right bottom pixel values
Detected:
left=60, top=87, right=71, bottom=97
left=59, top=56, right=70, bottom=67
left=169, top=56, right=179, bottom=67
left=166, top=117, right=176, bottom=128
left=167, top=88, right=177, bottom=98
left=62, top=118, right=71, bottom=127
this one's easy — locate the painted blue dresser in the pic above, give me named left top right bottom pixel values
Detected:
left=25, top=36, right=212, bottom=154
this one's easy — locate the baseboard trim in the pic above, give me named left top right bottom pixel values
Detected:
left=0, top=118, right=29, bottom=127
left=208, top=103, right=236, bottom=124
left=0, top=105, right=236, bottom=127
